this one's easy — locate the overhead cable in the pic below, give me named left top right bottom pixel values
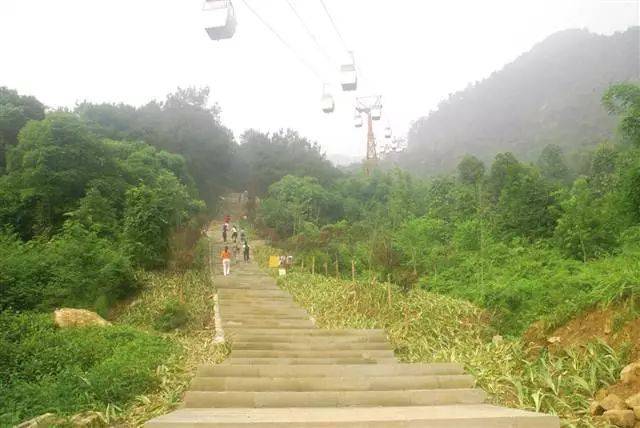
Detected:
left=285, top=0, right=335, bottom=66
left=319, top=0, right=349, bottom=52
left=240, top=0, right=324, bottom=81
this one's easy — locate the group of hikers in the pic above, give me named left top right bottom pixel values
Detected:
left=220, top=215, right=250, bottom=276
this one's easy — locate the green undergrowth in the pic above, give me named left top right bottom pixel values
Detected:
left=113, top=266, right=229, bottom=426
left=2, top=237, right=229, bottom=427
left=0, top=312, right=175, bottom=426
left=279, top=272, right=627, bottom=427
left=425, top=239, right=640, bottom=336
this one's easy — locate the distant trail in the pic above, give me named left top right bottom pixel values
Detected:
left=146, top=204, right=559, bottom=427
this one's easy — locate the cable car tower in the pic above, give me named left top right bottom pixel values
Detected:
left=354, top=96, right=382, bottom=176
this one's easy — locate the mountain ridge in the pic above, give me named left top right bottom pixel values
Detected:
left=400, top=26, right=640, bottom=174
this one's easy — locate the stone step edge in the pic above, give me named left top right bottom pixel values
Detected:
left=144, top=405, right=560, bottom=427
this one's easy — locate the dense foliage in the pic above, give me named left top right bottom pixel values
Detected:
left=0, top=312, right=176, bottom=426
left=0, top=84, right=339, bottom=314
left=0, top=85, right=337, bottom=425
left=235, top=129, right=340, bottom=196
left=76, top=89, right=339, bottom=208
left=0, top=225, right=135, bottom=314
left=77, top=88, right=234, bottom=210
left=401, top=27, right=639, bottom=175
left=0, top=86, right=45, bottom=171
left=258, top=82, right=640, bottom=335
left=0, top=113, right=205, bottom=313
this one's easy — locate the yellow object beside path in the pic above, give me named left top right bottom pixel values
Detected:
left=268, top=256, right=280, bottom=268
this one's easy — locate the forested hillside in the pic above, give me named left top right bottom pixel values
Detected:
left=0, top=85, right=338, bottom=425
left=401, top=27, right=639, bottom=174
left=258, top=82, right=640, bottom=336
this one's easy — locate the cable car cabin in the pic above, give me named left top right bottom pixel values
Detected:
left=371, top=106, right=382, bottom=120
left=340, top=52, right=357, bottom=91
left=321, top=94, right=335, bottom=113
left=203, top=0, right=237, bottom=41
left=353, top=114, right=363, bottom=127
left=384, top=126, right=392, bottom=138
left=340, top=64, right=357, bottom=91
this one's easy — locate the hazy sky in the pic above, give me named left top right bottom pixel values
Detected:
left=1, top=0, right=638, bottom=160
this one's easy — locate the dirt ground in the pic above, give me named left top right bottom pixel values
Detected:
left=523, top=305, right=640, bottom=401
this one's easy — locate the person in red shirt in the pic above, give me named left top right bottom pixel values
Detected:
left=220, top=246, right=232, bottom=276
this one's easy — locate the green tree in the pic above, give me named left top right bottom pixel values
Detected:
left=602, top=82, right=640, bottom=146
left=554, top=178, right=623, bottom=260
left=258, top=175, right=330, bottom=237
left=238, top=129, right=339, bottom=197
left=0, top=87, right=45, bottom=170
left=123, top=172, right=203, bottom=268
left=78, top=87, right=236, bottom=210
left=394, top=216, right=450, bottom=275
left=457, top=155, right=485, bottom=185
left=494, top=166, right=557, bottom=239
left=537, top=144, right=569, bottom=183
left=487, top=152, right=524, bottom=203
left=2, top=114, right=108, bottom=237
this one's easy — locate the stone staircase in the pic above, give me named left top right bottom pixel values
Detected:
left=146, top=241, right=559, bottom=426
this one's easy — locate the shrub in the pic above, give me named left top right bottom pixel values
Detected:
left=154, top=299, right=189, bottom=332
left=0, top=223, right=136, bottom=312
left=0, top=311, right=177, bottom=425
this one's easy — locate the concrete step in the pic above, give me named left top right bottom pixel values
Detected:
left=220, top=299, right=295, bottom=306
left=183, top=388, right=486, bottom=408
left=220, top=308, right=308, bottom=315
left=189, top=375, right=475, bottom=391
left=220, top=309, right=308, bottom=316
left=219, top=305, right=301, bottom=312
left=217, top=286, right=281, bottom=291
left=231, top=342, right=392, bottom=351
left=145, top=405, right=560, bottom=427
left=222, top=321, right=315, bottom=328
left=221, top=315, right=311, bottom=321
left=219, top=295, right=291, bottom=301
left=219, top=290, right=290, bottom=297
left=219, top=299, right=296, bottom=303
left=223, top=319, right=312, bottom=325
left=228, top=335, right=389, bottom=344
left=223, top=357, right=398, bottom=365
left=229, top=350, right=395, bottom=359
left=197, top=363, right=465, bottom=378
left=219, top=305, right=302, bottom=312
left=224, top=329, right=386, bottom=337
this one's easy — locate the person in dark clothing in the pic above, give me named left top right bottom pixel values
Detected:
left=222, top=222, right=228, bottom=243
left=243, top=241, right=250, bottom=262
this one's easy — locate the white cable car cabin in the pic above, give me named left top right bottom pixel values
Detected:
left=371, top=106, right=382, bottom=121
left=340, top=52, right=357, bottom=91
left=353, top=113, right=363, bottom=128
left=203, top=0, right=237, bottom=41
left=384, top=126, right=392, bottom=138
left=321, top=94, right=335, bottom=114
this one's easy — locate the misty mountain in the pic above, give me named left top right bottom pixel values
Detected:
left=401, top=27, right=640, bottom=174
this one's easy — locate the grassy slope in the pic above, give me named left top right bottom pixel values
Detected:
left=112, top=268, right=228, bottom=426
left=427, top=241, right=640, bottom=336
left=1, top=236, right=227, bottom=427
left=278, top=272, right=627, bottom=427
left=0, top=313, right=175, bottom=426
